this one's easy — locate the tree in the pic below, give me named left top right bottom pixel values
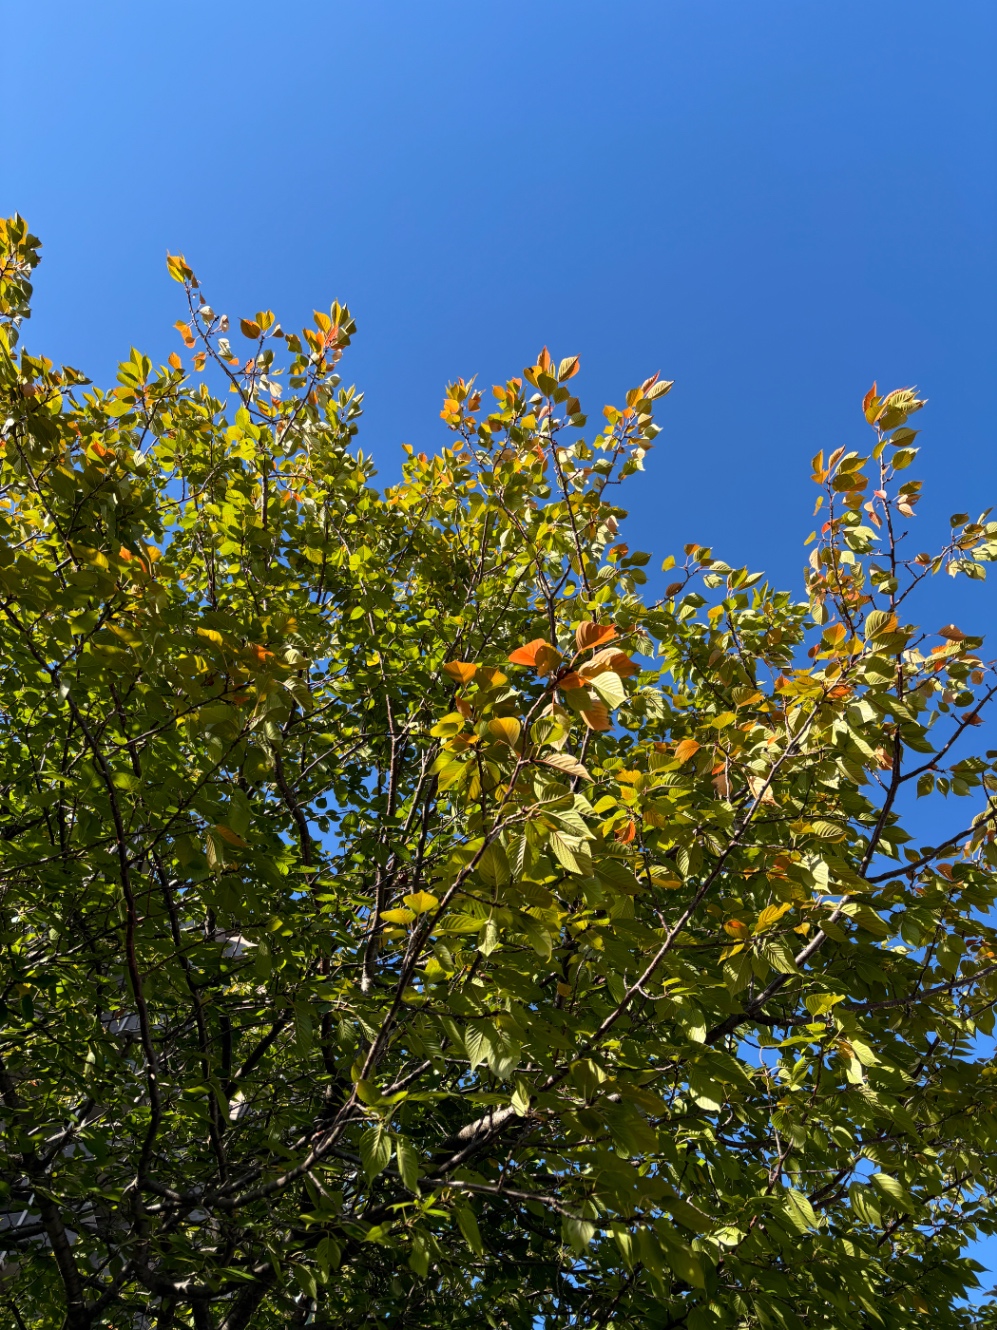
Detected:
left=1, top=214, right=997, bottom=1329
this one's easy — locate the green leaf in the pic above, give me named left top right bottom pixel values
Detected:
left=360, top=1125, right=391, bottom=1180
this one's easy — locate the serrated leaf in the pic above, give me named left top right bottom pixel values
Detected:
left=360, top=1125, right=391, bottom=1180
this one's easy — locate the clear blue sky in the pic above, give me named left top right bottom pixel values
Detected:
left=6, top=0, right=997, bottom=1291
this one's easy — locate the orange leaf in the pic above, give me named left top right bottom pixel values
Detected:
left=724, top=919, right=750, bottom=938
left=250, top=645, right=274, bottom=665
left=240, top=318, right=262, bottom=339
left=537, top=346, right=552, bottom=373
left=556, top=672, right=586, bottom=691
left=674, top=738, right=700, bottom=765
left=575, top=621, right=617, bottom=652
left=167, top=352, right=182, bottom=370
left=174, top=320, right=196, bottom=349
left=508, top=638, right=552, bottom=667
left=581, top=700, right=611, bottom=731
left=443, top=661, right=478, bottom=685
left=558, top=355, right=580, bottom=382
left=615, top=820, right=637, bottom=844
left=938, top=624, right=966, bottom=642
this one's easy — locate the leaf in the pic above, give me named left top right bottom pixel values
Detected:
left=477, top=842, right=510, bottom=888
left=381, top=908, right=415, bottom=925
left=403, top=891, right=439, bottom=915
left=783, top=1187, right=819, bottom=1232
left=575, top=620, right=617, bottom=652
left=871, top=1172, right=919, bottom=1212
left=938, top=624, right=967, bottom=641
left=557, top=355, right=580, bottom=382
left=674, top=738, right=700, bottom=765
left=581, top=700, right=611, bottom=731
left=562, top=1216, right=596, bottom=1254
left=508, top=638, right=552, bottom=667
left=539, top=752, right=592, bottom=781
left=443, top=660, right=478, bottom=684
left=174, top=320, right=196, bottom=349
left=588, top=670, right=626, bottom=709
left=396, top=1137, right=420, bottom=1192
left=549, top=830, right=587, bottom=874
left=488, top=716, right=521, bottom=747
left=165, top=253, right=190, bottom=283
left=753, top=902, right=791, bottom=934
left=864, top=609, right=898, bottom=639
left=456, top=1206, right=483, bottom=1254
left=214, top=824, right=248, bottom=848
left=240, top=318, right=262, bottom=339
left=360, top=1125, right=391, bottom=1180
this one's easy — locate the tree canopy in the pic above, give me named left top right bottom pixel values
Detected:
left=2, top=215, right=997, bottom=1328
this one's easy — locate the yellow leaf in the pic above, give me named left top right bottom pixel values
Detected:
left=754, top=902, right=792, bottom=934
left=747, top=774, right=778, bottom=806
left=165, top=252, right=191, bottom=283
left=381, top=908, right=415, bottom=925
left=444, top=661, right=478, bottom=684
left=488, top=716, right=521, bottom=747
left=240, top=318, right=262, bottom=339
left=403, top=891, right=439, bottom=915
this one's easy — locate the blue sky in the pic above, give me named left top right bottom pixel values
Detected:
left=6, top=0, right=997, bottom=1293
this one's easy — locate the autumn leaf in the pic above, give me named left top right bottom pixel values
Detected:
left=508, top=639, right=553, bottom=668
left=443, top=660, right=478, bottom=684
left=674, top=738, right=700, bottom=765
left=403, top=891, right=439, bottom=915
left=581, top=647, right=639, bottom=679
left=174, top=320, right=196, bottom=349
left=575, top=621, right=617, bottom=652
left=581, top=700, right=611, bottom=731
left=747, top=775, right=778, bottom=806
left=488, top=716, right=521, bottom=747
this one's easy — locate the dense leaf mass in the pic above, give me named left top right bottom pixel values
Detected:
left=1, top=217, right=997, bottom=1327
